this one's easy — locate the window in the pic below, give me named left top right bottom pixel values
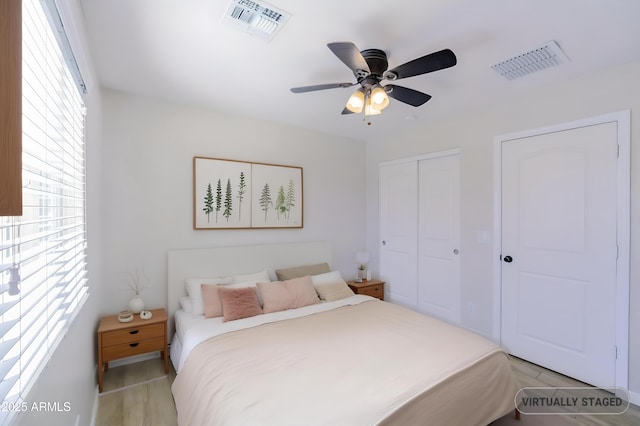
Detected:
left=0, top=0, right=88, bottom=419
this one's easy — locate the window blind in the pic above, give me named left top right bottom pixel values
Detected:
left=0, top=0, right=88, bottom=419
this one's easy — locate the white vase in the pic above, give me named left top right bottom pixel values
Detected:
left=129, top=296, right=145, bottom=314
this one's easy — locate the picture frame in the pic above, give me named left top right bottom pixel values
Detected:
left=193, top=157, right=303, bottom=229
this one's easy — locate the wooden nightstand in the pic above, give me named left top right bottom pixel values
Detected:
left=97, top=308, right=168, bottom=392
left=347, top=279, right=385, bottom=300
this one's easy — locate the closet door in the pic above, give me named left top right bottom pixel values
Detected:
left=379, top=161, right=418, bottom=309
left=417, top=154, right=461, bottom=324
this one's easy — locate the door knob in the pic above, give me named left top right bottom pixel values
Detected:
left=503, top=255, right=513, bottom=263
left=453, top=249, right=459, bottom=255
left=382, top=240, right=387, bottom=246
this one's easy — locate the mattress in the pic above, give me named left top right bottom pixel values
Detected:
left=171, top=298, right=519, bottom=426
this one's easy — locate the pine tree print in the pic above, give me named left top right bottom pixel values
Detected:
left=237, top=172, right=246, bottom=220
left=275, top=185, right=286, bottom=221
left=203, top=183, right=214, bottom=222
left=215, top=179, right=222, bottom=222
left=259, top=183, right=273, bottom=221
left=285, top=179, right=295, bottom=221
left=223, top=178, right=233, bottom=221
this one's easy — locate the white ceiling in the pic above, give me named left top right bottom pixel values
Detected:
left=79, top=0, right=640, bottom=140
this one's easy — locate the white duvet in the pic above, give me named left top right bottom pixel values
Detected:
left=172, top=298, right=520, bottom=426
left=173, top=294, right=375, bottom=371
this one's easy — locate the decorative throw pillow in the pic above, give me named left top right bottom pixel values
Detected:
left=185, top=277, right=232, bottom=315
left=314, top=280, right=355, bottom=302
left=201, top=284, right=223, bottom=319
left=257, top=281, right=295, bottom=314
left=257, top=275, right=320, bottom=314
left=218, top=286, right=263, bottom=322
left=275, top=263, right=331, bottom=281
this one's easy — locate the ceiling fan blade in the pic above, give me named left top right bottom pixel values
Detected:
left=290, top=82, right=355, bottom=93
left=341, top=107, right=354, bottom=115
left=327, top=42, right=370, bottom=74
left=385, top=85, right=432, bottom=107
left=387, top=49, right=457, bottom=80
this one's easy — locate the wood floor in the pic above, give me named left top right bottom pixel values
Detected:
left=96, top=356, right=640, bottom=426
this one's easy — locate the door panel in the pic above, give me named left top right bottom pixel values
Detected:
left=417, top=155, right=461, bottom=324
left=501, top=122, right=618, bottom=388
left=379, top=162, right=418, bottom=309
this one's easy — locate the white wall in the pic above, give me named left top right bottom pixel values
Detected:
left=14, top=1, right=104, bottom=425
left=100, top=90, right=367, bottom=316
left=365, top=61, right=640, bottom=397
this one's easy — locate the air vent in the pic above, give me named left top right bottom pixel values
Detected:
left=223, top=0, right=291, bottom=41
left=491, top=41, right=570, bottom=80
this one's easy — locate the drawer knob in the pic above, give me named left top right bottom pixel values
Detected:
left=129, top=329, right=139, bottom=335
left=129, top=342, right=139, bottom=348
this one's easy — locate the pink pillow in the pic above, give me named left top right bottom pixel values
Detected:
left=218, top=286, right=263, bottom=322
left=201, top=284, right=222, bottom=319
left=257, top=275, right=320, bottom=314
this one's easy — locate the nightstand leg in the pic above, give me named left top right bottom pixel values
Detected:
left=98, top=364, right=103, bottom=393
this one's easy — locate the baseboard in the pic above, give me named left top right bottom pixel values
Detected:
left=629, top=389, right=640, bottom=407
left=89, top=382, right=98, bottom=426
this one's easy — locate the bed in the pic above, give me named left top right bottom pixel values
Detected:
left=168, top=242, right=520, bottom=426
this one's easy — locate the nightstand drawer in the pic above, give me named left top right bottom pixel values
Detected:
left=347, top=279, right=385, bottom=301
left=102, top=336, right=165, bottom=361
left=102, top=323, right=165, bottom=347
left=359, top=285, right=383, bottom=299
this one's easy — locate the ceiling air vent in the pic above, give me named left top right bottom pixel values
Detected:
left=491, top=40, right=570, bottom=80
left=223, top=0, right=291, bottom=41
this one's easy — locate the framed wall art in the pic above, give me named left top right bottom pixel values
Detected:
left=193, top=157, right=303, bottom=229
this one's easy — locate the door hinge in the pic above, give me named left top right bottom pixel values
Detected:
left=616, top=245, right=619, bottom=260
left=617, top=144, right=620, bottom=158
left=615, top=345, right=618, bottom=359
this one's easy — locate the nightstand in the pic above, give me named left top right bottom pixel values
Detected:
left=97, top=308, right=168, bottom=392
left=347, top=279, right=385, bottom=300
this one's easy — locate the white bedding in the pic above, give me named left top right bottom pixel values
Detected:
left=172, top=298, right=520, bottom=426
left=172, top=294, right=375, bottom=372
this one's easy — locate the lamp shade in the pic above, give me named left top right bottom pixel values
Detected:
left=370, top=86, right=390, bottom=110
left=345, top=89, right=365, bottom=113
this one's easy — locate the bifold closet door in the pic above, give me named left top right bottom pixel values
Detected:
left=379, top=161, right=418, bottom=309
left=417, top=154, right=461, bottom=324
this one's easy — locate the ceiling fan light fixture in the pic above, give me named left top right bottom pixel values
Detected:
left=370, top=85, right=390, bottom=110
left=346, top=89, right=365, bottom=113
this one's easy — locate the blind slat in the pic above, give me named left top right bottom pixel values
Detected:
left=0, top=0, right=88, bottom=415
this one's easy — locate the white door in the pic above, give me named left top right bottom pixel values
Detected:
left=379, top=161, right=418, bottom=309
left=417, top=154, right=461, bottom=324
left=501, top=122, right=618, bottom=388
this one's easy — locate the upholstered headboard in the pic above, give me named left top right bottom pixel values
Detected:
left=167, top=241, right=331, bottom=339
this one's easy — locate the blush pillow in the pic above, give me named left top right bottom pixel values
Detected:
left=257, top=275, right=320, bottom=314
left=201, top=284, right=223, bottom=319
left=218, top=286, right=263, bottom=322
left=185, top=277, right=232, bottom=315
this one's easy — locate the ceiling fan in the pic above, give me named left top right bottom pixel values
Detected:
left=290, top=42, right=457, bottom=116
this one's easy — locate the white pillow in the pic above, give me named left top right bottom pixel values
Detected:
left=232, top=268, right=271, bottom=284
left=179, top=296, right=193, bottom=313
left=185, top=277, right=232, bottom=315
left=311, top=270, right=344, bottom=284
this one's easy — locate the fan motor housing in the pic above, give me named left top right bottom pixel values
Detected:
left=359, top=49, right=388, bottom=78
